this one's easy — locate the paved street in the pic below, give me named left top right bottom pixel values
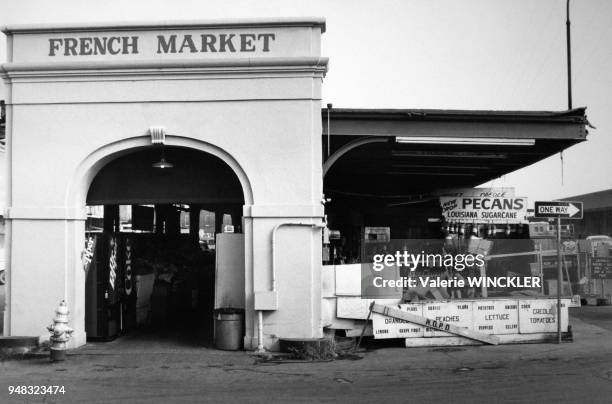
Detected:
left=570, top=305, right=612, bottom=332
left=2, top=308, right=612, bottom=403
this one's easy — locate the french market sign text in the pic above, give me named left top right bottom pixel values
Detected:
left=48, top=33, right=276, bottom=56
left=8, top=23, right=322, bottom=63
left=440, top=196, right=528, bottom=224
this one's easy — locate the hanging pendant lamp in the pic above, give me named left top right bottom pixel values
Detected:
left=152, top=146, right=174, bottom=169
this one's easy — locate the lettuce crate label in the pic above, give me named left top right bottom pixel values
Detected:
left=473, top=300, right=519, bottom=335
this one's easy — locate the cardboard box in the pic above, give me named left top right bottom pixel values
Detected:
left=518, top=299, right=568, bottom=333
left=372, top=303, right=424, bottom=339
left=423, top=301, right=473, bottom=337
left=473, top=300, right=519, bottom=334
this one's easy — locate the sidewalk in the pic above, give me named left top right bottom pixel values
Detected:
left=1, top=311, right=612, bottom=403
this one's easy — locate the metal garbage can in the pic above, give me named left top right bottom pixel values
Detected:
left=214, top=308, right=244, bottom=350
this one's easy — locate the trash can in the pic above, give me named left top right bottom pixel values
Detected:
left=213, top=308, right=244, bottom=350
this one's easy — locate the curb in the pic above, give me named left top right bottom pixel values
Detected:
left=279, top=337, right=336, bottom=360
left=0, top=336, right=46, bottom=359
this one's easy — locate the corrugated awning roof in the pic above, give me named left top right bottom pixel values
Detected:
left=322, top=107, right=589, bottom=203
left=322, top=107, right=589, bottom=139
left=322, top=107, right=588, bottom=124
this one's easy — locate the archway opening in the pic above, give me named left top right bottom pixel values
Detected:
left=84, top=146, right=245, bottom=347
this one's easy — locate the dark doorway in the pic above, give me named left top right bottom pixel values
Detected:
left=83, top=146, right=245, bottom=346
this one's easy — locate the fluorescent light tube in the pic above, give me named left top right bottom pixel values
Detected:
left=395, top=136, right=535, bottom=146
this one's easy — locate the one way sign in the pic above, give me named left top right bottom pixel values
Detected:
left=534, top=201, right=583, bottom=219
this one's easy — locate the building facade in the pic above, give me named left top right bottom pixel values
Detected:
left=1, top=18, right=327, bottom=349
left=0, top=18, right=590, bottom=350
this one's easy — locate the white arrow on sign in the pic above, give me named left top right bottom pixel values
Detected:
left=567, top=203, right=580, bottom=217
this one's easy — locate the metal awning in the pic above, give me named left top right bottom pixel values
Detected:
left=322, top=108, right=589, bottom=201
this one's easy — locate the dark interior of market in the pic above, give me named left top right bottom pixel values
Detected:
left=84, top=147, right=244, bottom=344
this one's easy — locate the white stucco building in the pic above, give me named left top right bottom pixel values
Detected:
left=1, top=18, right=328, bottom=349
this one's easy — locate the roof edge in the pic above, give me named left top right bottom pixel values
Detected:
left=322, top=107, right=588, bottom=124
left=1, top=17, right=327, bottom=34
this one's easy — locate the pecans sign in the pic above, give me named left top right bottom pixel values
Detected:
left=440, top=196, right=528, bottom=224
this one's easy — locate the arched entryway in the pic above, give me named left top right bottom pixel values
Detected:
left=82, top=144, right=248, bottom=346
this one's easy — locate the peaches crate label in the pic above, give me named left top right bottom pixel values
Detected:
left=424, top=301, right=473, bottom=337
left=518, top=299, right=568, bottom=334
left=473, top=300, right=519, bottom=335
left=372, top=304, right=425, bottom=339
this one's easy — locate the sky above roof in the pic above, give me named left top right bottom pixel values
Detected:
left=1, top=0, right=610, bottom=204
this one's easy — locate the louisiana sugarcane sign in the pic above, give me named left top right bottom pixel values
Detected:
left=440, top=196, right=527, bottom=223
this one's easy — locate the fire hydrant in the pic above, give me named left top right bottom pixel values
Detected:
left=47, top=300, right=74, bottom=361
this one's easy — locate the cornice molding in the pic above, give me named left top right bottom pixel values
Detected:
left=1, top=17, right=327, bottom=34
left=0, top=57, right=329, bottom=80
